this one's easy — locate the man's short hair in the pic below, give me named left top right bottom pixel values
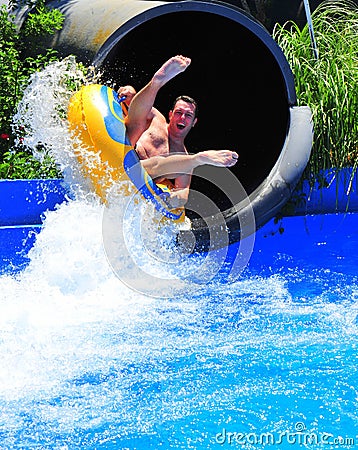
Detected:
left=172, top=95, right=198, bottom=118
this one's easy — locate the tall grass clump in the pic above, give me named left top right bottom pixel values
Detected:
left=273, top=0, right=358, bottom=187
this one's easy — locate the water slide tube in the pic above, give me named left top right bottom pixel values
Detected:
left=16, top=0, right=313, bottom=253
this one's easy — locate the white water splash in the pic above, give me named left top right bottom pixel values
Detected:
left=12, top=56, right=94, bottom=198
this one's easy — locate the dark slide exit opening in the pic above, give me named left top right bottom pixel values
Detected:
left=98, top=6, right=294, bottom=218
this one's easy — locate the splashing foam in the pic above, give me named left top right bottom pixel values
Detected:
left=12, top=56, right=94, bottom=197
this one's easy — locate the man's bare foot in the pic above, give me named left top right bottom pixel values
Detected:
left=198, top=150, right=239, bottom=168
left=153, top=55, right=191, bottom=86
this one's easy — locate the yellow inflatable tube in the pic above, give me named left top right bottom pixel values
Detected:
left=68, top=84, right=185, bottom=222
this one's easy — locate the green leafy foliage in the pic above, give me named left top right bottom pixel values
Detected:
left=0, top=0, right=64, bottom=178
left=0, top=148, right=60, bottom=179
left=21, top=0, right=64, bottom=37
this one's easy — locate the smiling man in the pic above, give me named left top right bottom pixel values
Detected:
left=122, top=55, right=238, bottom=208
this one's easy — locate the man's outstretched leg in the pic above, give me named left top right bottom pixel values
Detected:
left=125, top=55, right=191, bottom=145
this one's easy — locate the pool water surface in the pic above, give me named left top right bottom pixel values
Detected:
left=0, top=208, right=357, bottom=449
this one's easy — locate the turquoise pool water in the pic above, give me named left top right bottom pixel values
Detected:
left=0, top=209, right=357, bottom=449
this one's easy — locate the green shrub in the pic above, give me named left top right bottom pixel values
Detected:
left=0, top=0, right=64, bottom=178
left=0, top=148, right=60, bottom=179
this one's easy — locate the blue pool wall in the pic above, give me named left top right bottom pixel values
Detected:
left=1, top=168, right=357, bottom=227
left=0, top=170, right=357, bottom=274
left=0, top=179, right=70, bottom=273
left=287, top=168, right=358, bottom=216
left=0, top=179, right=69, bottom=227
